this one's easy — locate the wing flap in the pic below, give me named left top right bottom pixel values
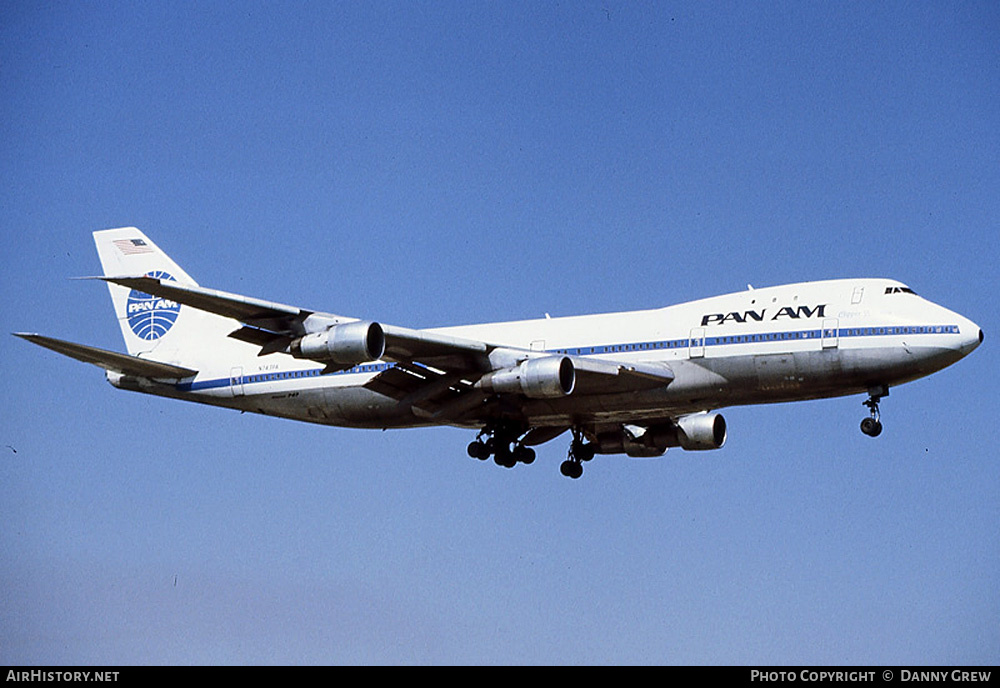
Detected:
left=14, top=333, right=197, bottom=379
left=363, top=362, right=484, bottom=420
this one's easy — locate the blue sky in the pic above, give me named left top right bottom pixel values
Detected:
left=1, top=1, right=997, bottom=665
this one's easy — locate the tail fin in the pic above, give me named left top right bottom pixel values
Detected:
left=94, top=228, right=198, bottom=287
left=94, top=228, right=235, bottom=362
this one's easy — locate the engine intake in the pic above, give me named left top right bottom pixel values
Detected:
left=291, top=321, right=385, bottom=365
left=476, top=356, right=576, bottom=399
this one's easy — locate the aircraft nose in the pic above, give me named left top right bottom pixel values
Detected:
left=960, top=320, right=984, bottom=355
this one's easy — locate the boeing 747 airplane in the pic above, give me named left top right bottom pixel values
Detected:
left=16, top=228, right=983, bottom=478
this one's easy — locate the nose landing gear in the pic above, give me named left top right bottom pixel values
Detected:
left=860, top=385, right=888, bottom=437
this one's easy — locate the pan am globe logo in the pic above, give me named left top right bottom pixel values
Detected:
left=126, top=271, right=181, bottom=340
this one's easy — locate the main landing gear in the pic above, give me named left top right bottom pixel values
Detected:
left=467, top=424, right=598, bottom=478
left=467, top=423, right=535, bottom=468
left=860, top=385, right=889, bottom=437
left=559, top=429, right=595, bottom=479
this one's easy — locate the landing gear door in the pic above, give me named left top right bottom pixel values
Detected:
left=689, top=328, right=706, bottom=359
left=822, top=319, right=839, bottom=349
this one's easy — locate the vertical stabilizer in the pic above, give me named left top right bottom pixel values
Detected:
left=93, top=228, right=236, bottom=362
left=94, top=228, right=198, bottom=287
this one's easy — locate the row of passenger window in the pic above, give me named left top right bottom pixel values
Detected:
left=244, top=369, right=322, bottom=383
left=553, top=324, right=958, bottom=354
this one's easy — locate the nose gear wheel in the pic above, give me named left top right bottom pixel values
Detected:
left=860, top=385, right=888, bottom=437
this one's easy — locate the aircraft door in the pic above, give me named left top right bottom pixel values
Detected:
left=822, top=319, right=839, bottom=349
left=229, top=367, right=245, bottom=397
left=689, top=328, right=706, bottom=358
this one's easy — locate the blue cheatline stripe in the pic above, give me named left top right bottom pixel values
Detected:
left=550, top=324, right=959, bottom=355
left=175, top=323, right=962, bottom=392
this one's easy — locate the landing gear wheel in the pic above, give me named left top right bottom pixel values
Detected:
left=860, top=417, right=883, bottom=437
left=467, top=441, right=489, bottom=460
left=560, top=459, right=583, bottom=479
left=512, top=444, right=535, bottom=465
left=494, top=445, right=517, bottom=468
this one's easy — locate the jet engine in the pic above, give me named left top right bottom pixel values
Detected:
left=290, top=321, right=385, bottom=365
left=592, top=412, right=728, bottom=457
left=591, top=429, right=668, bottom=458
left=673, top=412, right=728, bottom=450
left=475, top=356, right=576, bottom=399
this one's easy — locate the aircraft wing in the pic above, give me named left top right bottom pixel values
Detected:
left=362, top=355, right=674, bottom=422
left=97, top=274, right=673, bottom=419
left=98, top=276, right=313, bottom=333
left=570, top=356, right=675, bottom=391
left=14, top=333, right=197, bottom=379
left=98, top=275, right=491, bottom=362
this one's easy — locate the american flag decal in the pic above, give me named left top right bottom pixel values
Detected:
left=114, top=238, right=153, bottom=255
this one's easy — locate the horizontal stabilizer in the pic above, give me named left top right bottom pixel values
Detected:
left=14, top=333, right=197, bottom=379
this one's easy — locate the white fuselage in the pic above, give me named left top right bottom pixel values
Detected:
left=110, top=278, right=982, bottom=431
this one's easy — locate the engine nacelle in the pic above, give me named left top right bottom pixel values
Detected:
left=674, top=412, right=727, bottom=450
left=291, top=321, right=385, bottom=365
left=592, top=430, right=667, bottom=458
left=475, top=356, right=576, bottom=399
left=592, top=412, right=728, bottom=457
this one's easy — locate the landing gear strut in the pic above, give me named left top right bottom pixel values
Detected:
left=860, top=385, right=888, bottom=437
left=559, top=429, right=595, bottom=479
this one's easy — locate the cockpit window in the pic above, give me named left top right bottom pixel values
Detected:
left=885, top=286, right=917, bottom=295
